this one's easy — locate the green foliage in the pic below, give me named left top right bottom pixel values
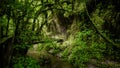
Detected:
left=0, top=16, right=8, bottom=35
left=13, top=30, right=39, bottom=53
left=62, top=29, right=106, bottom=68
left=0, top=0, right=120, bottom=68
left=12, top=56, right=40, bottom=68
left=43, top=41, right=61, bottom=54
left=19, top=30, right=39, bottom=44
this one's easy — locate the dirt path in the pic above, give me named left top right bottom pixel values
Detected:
left=27, top=45, right=73, bottom=68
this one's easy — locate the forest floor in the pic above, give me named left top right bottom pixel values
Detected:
left=27, top=34, right=120, bottom=68
left=27, top=44, right=73, bottom=68
left=27, top=43, right=120, bottom=68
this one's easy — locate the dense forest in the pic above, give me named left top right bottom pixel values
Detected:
left=0, top=0, right=120, bottom=68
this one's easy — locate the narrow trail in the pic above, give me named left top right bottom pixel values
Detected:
left=27, top=44, right=73, bottom=68
left=27, top=33, right=120, bottom=68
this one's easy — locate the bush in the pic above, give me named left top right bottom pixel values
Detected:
left=62, top=29, right=106, bottom=68
left=12, top=56, right=40, bottom=68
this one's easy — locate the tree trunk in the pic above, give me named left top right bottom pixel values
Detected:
left=6, top=17, right=10, bottom=37
left=0, top=26, right=4, bottom=38
left=0, top=37, right=14, bottom=68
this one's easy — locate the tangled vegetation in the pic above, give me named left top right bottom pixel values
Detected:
left=0, top=0, right=120, bottom=68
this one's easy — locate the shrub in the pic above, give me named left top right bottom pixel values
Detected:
left=12, top=56, right=40, bottom=68
left=62, top=29, right=106, bottom=68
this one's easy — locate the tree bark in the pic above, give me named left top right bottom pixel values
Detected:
left=0, top=37, right=14, bottom=68
left=6, top=17, right=10, bottom=37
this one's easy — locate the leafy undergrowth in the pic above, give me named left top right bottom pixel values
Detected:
left=61, top=29, right=120, bottom=68
left=11, top=56, right=40, bottom=68
left=26, top=29, right=120, bottom=68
